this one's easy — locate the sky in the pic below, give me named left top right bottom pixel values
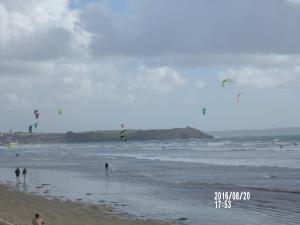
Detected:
left=1, top=0, right=300, bottom=133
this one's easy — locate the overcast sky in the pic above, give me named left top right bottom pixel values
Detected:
left=1, top=0, right=300, bottom=133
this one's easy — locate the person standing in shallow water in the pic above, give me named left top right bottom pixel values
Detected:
left=105, top=162, right=109, bottom=176
left=15, top=167, right=20, bottom=184
left=22, top=168, right=27, bottom=184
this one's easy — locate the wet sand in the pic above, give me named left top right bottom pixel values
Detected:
left=0, top=184, right=174, bottom=225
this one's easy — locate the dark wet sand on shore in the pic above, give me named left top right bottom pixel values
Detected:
left=0, top=184, right=175, bottom=225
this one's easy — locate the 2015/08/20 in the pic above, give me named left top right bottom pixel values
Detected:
left=214, top=192, right=251, bottom=201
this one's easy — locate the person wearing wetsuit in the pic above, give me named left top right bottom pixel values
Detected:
left=105, top=162, right=109, bottom=176
left=15, top=167, right=20, bottom=183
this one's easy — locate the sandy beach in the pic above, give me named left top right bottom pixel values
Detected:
left=0, top=184, right=174, bottom=225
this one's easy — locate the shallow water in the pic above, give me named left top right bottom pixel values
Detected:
left=0, top=136, right=300, bottom=225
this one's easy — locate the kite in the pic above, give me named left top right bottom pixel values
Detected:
left=202, top=108, right=207, bottom=115
left=221, top=79, right=233, bottom=87
left=34, top=110, right=39, bottom=119
left=34, top=122, right=38, bottom=129
left=120, top=124, right=127, bottom=141
left=29, top=125, right=33, bottom=134
left=58, top=108, right=63, bottom=115
left=237, top=92, right=243, bottom=104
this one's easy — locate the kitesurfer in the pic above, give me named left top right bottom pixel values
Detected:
left=15, top=167, right=20, bottom=183
left=22, top=168, right=27, bottom=184
left=29, top=125, right=33, bottom=134
left=120, top=124, right=127, bottom=141
left=105, top=162, right=109, bottom=176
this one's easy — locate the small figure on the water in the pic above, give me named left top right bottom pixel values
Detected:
left=162, top=146, right=165, bottom=150
left=105, top=162, right=109, bottom=176
left=15, top=167, right=20, bottom=184
left=22, top=168, right=27, bottom=184
left=32, top=213, right=45, bottom=225
left=280, top=144, right=283, bottom=149
left=294, top=143, right=298, bottom=146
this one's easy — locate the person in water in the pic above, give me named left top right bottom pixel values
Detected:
left=32, top=213, right=44, bottom=225
left=15, top=167, right=20, bottom=183
left=22, top=168, right=27, bottom=184
left=105, top=162, right=109, bottom=176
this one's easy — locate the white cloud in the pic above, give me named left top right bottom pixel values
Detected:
left=0, top=76, right=32, bottom=107
left=0, top=61, right=191, bottom=108
left=4, top=93, right=21, bottom=104
left=0, top=4, right=32, bottom=46
left=220, top=67, right=300, bottom=88
left=0, top=61, right=119, bottom=107
left=286, top=0, right=300, bottom=5
left=195, top=80, right=206, bottom=89
left=0, top=55, right=212, bottom=112
left=0, top=0, right=91, bottom=60
left=128, top=66, right=187, bottom=93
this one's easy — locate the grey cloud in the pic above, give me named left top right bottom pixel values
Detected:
left=0, top=61, right=54, bottom=76
left=0, top=0, right=35, bottom=10
left=82, top=0, right=300, bottom=57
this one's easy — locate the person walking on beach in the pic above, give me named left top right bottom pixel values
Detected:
left=15, top=167, right=20, bottom=184
left=22, top=168, right=27, bottom=184
left=105, top=162, right=109, bottom=176
left=32, top=213, right=45, bottom=225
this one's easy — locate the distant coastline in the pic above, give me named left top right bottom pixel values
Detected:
left=0, top=127, right=213, bottom=145
left=208, top=127, right=300, bottom=138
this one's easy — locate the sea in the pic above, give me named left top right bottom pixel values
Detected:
left=0, top=135, right=299, bottom=225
